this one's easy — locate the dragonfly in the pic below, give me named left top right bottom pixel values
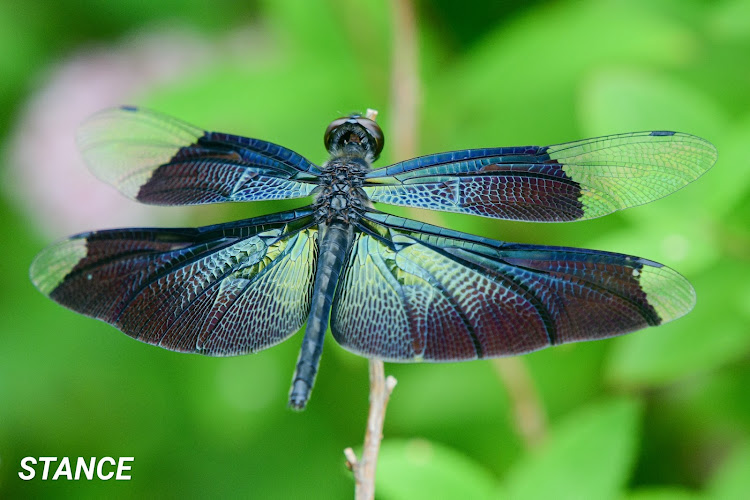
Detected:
left=30, top=106, right=717, bottom=409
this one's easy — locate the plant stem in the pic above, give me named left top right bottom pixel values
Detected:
left=493, top=357, right=548, bottom=449
left=344, top=360, right=397, bottom=500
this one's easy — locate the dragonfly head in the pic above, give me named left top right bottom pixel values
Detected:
left=324, top=114, right=384, bottom=161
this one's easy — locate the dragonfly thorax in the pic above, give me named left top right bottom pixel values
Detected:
left=313, top=154, right=371, bottom=223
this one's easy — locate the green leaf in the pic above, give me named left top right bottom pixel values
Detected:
left=384, top=362, right=522, bottom=475
left=707, top=0, right=750, bottom=42
left=579, top=68, right=725, bottom=140
left=261, top=0, right=391, bottom=97
left=578, top=68, right=738, bottom=220
left=376, top=439, right=497, bottom=500
left=427, top=1, right=700, bottom=150
left=707, top=442, right=750, bottom=500
left=607, top=262, right=750, bottom=387
left=523, top=342, right=610, bottom=418
left=500, top=398, right=641, bottom=500
left=625, top=487, right=703, bottom=500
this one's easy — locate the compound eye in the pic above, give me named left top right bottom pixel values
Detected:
left=354, top=117, right=384, bottom=158
left=323, top=117, right=349, bottom=151
left=323, top=115, right=385, bottom=159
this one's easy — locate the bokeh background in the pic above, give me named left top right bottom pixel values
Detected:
left=2, top=0, right=749, bottom=498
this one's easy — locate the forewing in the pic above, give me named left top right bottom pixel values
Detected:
left=365, top=132, right=717, bottom=221
left=331, top=213, right=694, bottom=361
left=30, top=209, right=318, bottom=355
left=77, top=106, right=320, bottom=206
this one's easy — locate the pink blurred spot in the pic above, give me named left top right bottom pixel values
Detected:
left=5, top=28, right=214, bottom=238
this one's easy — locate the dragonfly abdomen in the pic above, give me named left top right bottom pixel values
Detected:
left=289, top=220, right=354, bottom=410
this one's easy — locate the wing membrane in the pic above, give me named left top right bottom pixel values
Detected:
left=77, top=106, right=320, bottom=206
left=30, top=209, right=318, bottom=355
left=364, top=131, right=717, bottom=221
left=331, top=212, right=694, bottom=361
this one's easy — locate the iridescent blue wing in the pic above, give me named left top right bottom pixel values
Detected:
left=77, top=106, right=321, bottom=206
left=331, top=212, right=694, bottom=361
left=30, top=209, right=318, bottom=355
left=365, top=132, right=717, bottom=222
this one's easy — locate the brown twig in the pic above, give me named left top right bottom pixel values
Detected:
left=342, top=1, right=419, bottom=497
left=388, top=0, right=420, bottom=162
left=343, top=109, right=398, bottom=500
left=344, top=361, right=398, bottom=500
left=492, top=357, right=548, bottom=449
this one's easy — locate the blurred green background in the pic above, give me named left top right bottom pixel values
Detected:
left=1, top=0, right=749, bottom=498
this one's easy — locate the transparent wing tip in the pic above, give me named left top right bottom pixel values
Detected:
left=638, top=261, right=697, bottom=325
left=30, top=238, right=88, bottom=296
